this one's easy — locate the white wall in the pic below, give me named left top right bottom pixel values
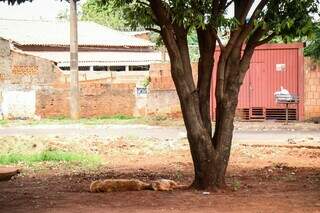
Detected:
left=1, top=90, right=36, bottom=119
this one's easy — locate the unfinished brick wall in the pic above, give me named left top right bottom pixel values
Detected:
left=0, top=38, right=63, bottom=119
left=147, top=63, right=198, bottom=117
left=9, top=50, right=62, bottom=86
left=36, top=80, right=136, bottom=118
left=304, top=58, right=320, bottom=120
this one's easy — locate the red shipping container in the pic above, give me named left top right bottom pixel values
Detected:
left=211, top=43, right=304, bottom=121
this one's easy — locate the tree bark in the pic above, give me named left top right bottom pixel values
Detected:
left=190, top=69, right=241, bottom=190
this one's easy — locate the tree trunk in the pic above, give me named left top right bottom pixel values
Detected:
left=188, top=58, right=241, bottom=190
left=163, top=38, right=243, bottom=190
left=168, top=56, right=241, bottom=190
left=188, top=91, right=239, bottom=190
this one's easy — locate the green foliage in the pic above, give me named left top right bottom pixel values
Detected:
left=187, top=31, right=198, bottom=45
left=81, top=0, right=128, bottom=30
left=255, top=0, right=318, bottom=43
left=142, top=76, right=150, bottom=88
left=188, top=31, right=199, bottom=62
left=94, top=114, right=136, bottom=120
left=189, top=45, right=200, bottom=62
left=305, top=24, right=320, bottom=60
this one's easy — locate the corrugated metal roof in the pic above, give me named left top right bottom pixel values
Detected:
left=0, top=19, right=154, bottom=47
left=27, top=51, right=162, bottom=66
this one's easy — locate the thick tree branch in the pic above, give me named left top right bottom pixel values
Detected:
left=234, top=0, right=254, bottom=23
left=237, top=27, right=274, bottom=84
left=197, top=28, right=216, bottom=137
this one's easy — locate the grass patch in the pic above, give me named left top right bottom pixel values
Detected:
left=0, top=150, right=101, bottom=166
left=94, top=115, right=136, bottom=120
left=81, top=115, right=139, bottom=125
left=0, top=120, right=8, bottom=126
left=46, top=115, right=68, bottom=120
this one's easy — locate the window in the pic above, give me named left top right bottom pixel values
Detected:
left=78, top=66, right=90, bottom=71
left=59, top=66, right=92, bottom=71
left=93, top=66, right=108, bottom=71
left=109, top=66, right=126, bottom=72
left=59, top=66, right=70, bottom=71
left=129, top=65, right=150, bottom=71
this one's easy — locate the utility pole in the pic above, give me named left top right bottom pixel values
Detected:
left=70, top=0, right=80, bottom=119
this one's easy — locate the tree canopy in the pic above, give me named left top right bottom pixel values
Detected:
left=81, top=0, right=128, bottom=30
left=305, top=23, right=320, bottom=60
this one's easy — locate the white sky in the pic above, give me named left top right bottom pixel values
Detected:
left=0, top=0, right=86, bottom=20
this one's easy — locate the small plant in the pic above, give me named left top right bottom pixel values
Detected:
left=231, top=179, right=241, bottom=191
left=142, top=76, right=151, bottom=88
left=155, top=115, right=167, bottom=121
left=109, top=115, right=136, bottom=120
left=47, top=116, right=68, bottom=120
left=175, top=170, right=183, bottom=180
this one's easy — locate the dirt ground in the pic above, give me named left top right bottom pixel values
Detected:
left=0, top=123, right=319, bottom=213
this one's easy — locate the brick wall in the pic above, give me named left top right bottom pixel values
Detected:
left=0, top=38, right=63, bottom=119
left=304, top=58, right=320, bottom=120
left=36, top=80, right=136, bottom=118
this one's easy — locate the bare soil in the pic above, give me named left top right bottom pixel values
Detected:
left=0, top=134, right=319, bottom=212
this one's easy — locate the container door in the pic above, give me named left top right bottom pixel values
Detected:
left=249, top=62, right=266, bottom=119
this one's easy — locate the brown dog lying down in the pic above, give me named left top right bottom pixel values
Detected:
left=90, top=179, right=187, bottom=193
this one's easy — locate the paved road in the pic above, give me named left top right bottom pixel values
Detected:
left=0, top=124, right=319, bottom=145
